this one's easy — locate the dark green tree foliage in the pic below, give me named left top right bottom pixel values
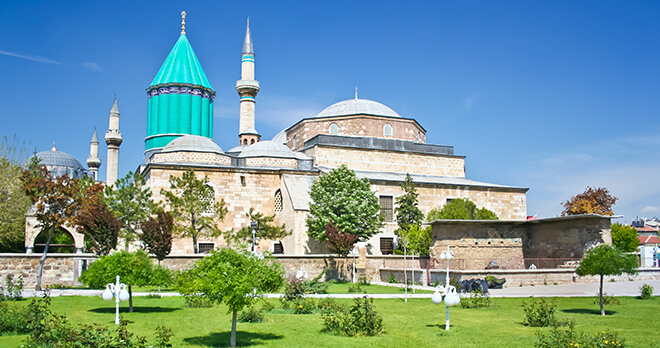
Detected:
left=79, top=250, right=159, bottom=312
left=611, top=223, right=640, bottom=253
left=105, top=172, right=156, bottom=250
left=306, top=165, right=384, bottom=242
left=224, top=208, right=291, bottom=246
left=575, top=244, right=638, bottom=316
left=394, top=174, right=423, bottom=233
left=324, top=220, right=357, bottom=257
left=162, top=169, right=227, bottom=254
left=0, top=135, right=33, bottom=252
left=176, top=248, right=283, bottom=347
left=427, top=198, right=498, bottom=221
left=141, top=210, right=174, bottom=264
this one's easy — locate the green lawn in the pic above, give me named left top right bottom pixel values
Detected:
left=1, top=296, right=658, bottom=347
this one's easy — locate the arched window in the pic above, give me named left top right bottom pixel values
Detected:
left=243, top=138, right=248, bottom=145
left=274, top=189, right=283, bottom=213
left=250, top=139, right=255, bottom=144
left=329, top=123, right=338, bottom=135
left=383, top=123, right=393, bottom=136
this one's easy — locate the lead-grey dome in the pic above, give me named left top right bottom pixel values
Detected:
left=238, top=140, right=298, bottom=158
left=162, top=135, right=224, bottom=154
left=29, top=149, right=86, bottom=179
left=316, top=98, right=400, bottom=118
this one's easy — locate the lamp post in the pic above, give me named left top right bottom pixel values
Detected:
left=250, top=221, right=258, bottom=253
left=431, top=245, right=460, bottom=330
left=102, top=275, right=130, bottom=325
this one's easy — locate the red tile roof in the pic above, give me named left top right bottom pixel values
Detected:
left=639, top=235, right=660, bottom=245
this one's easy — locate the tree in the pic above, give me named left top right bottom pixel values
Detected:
left=0, top=135, right=33, bottom=252
left=224, top=208, right=291, bottom=247
left=21, top=163, right=81, bottom=290
left=561, top=186, right=617, bottom=216
left=176, top=248, right=283, bottom=347
left=427, top=198, right=499, bottom=221
left=324, top=220, right=357, bottom=257
left=306, top=165, right=384, bottom=242
left=161, top=169, right=227, bottom=254
left=395, top=173, right=424, bottom=234
left=141, top=209, right=174, bottom=264
left=79, top=250, right=164, bottom=312
left=105, top=172, right=156, bottom=250
left=611, top=223, right=640, bottom=253
left=76, top=200, right=120, bottom=256
left=397, top=225, right=432, bottom=256
left=575, top=244, right=638, bottom=315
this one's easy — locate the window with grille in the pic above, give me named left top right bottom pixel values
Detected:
left=383, top=123, right=393, bottom=136
left=274, top=189, right=283, bottom=212
left=329, top=123, right=338, bottom=135
left=201, top=184, right=216, bottom=217
left=380, top=196, right=394, bottom=222
left=198, top=242, right=215, bottom=254
left=380, top=238, right=394, bottom=255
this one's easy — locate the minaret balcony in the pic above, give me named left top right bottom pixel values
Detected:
left=236, top=80, right=260, bottom=94
left=105, top=130, right=123, bottom=146
left=87, top=157, right=101, bottom=168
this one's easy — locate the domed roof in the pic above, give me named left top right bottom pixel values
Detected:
left=238, top=141, right=298, bottom=158
left=316, top=98, right=400, bottom=118
left=162, top=135, right=223, bottom=154
left=29, top=148, right=86, bottom=179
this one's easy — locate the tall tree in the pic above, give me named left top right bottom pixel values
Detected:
left=21, top=164, right=81, bottom=290
left=141, top=209, right=174, bottom=264
left=306, top=165, right=384, bottom=242
left=427, top=198, right=499, bottom=221
left=176, top=248, right=284, bottom=347
left=0, top=135, right=33, bottom=252
left=561, top=186, right=617, bottom=216
left=575, top=244, right=637, bottom=315
left=162, top=169, right=227, bottom=254
left=397, top=224, right=432, bottom=256
left=105, top=172, right=156, bottom=250
left=611, top=223, right=640, bottom=253
left=224, top=208, right=291, bottom=247
left=394, top=173, right=423, bottom=234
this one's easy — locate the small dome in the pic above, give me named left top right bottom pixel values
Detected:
left=270, top=130, right=287, bottom=144
left=162, top=135, right=224, bottom=154
left=226, top=145, right=247, bottom=154
left=29, top=149, right=86, bottom=179
left=238, top=141, right=298, bottom=158
left=316, top=98, right=400, bottom=118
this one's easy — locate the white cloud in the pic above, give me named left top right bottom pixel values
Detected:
left=83, top=62, right=103, bottom=72
left=641, top=206, right=659, bottom=213
left=0, top=49, right=63, bottom=65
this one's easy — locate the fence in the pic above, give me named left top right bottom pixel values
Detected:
left=437, top=258, right=582, bottom=270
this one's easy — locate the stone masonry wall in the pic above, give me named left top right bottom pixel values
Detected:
left=0, top=254, right=95, bottom=289
left=151, top=151, right=231, bottom=165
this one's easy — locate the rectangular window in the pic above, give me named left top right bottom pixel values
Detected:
left=198, top=242, right=215, bottom=254
left=380, top=196, right=394, bottom=222
left=273, top=242, right=284, bottom=254
left=446, top=198, right=454, bottom=205
left=380, top=238, right=394, bottom=255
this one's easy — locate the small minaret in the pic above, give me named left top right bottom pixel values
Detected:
left=236, top=18, right=261, bottom=145
left=105, top=97, right=122, bottom=185
left=86, top=128, right=102, bottom=180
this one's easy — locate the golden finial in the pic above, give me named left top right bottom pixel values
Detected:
left=181, top=11, right=186, bottom=34
left=51, top=141, right=57, bottom=151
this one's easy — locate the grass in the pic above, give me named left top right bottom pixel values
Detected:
left=1, top=295, right=658, bottom=347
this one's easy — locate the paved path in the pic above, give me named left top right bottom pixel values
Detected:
left=19, top=279, right=660, bottom=299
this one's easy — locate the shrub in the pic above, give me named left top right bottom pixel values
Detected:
left=321, top=296, right=383, bottom=336
left=0, top=301, right=30, bottom=334
left=347, top=283, right=363, bottom=293
left=284, top=275, right=306, bottom=301
left=304, top=268, right=333, bottom=294
left=388, top=274, right=397, bottom=283
left=184, top=294, right=213, bottom=308
left=594, top=292, right=620, bottom=306
left=293, top=298, right=316, bottom=314
left=261, top=299, right=275, bottom=311
left=536, top=323, right=626, bottom=348
left=640, top=284, right=654, bottom=299
left=522, top=297, right=561, bottom=327
left=154, top=325, right=174, bottom=348
left=358, top=276, right=370, bottom=285
left=461, top=289, right=493, bottom=309
left=146, top=292, right=162, bottom=299
left=0, top=274, right=23, bottom=301
left=238, top=306, right=265, bottom=323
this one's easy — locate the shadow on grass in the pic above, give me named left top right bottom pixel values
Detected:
left=89, top=306, right=181, bottom=314
left=561, top=308, right=618, bottom=315
left=183, top=331, right=283, bottom=347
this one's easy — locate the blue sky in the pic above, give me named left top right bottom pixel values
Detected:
left=2, top=1, right=659, bottom=221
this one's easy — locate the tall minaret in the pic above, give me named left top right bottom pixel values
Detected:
left=105, top=97, right=122, bottom=185
left=86, top=128, right=101, bottom=180
left=236, top=18, right=261, bottom=145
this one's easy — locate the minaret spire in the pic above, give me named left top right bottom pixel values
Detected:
left=105, top=97, right=122, bottom=185
left=236, top=18, right=261, bottom=145
left=87, top=128, right=101, bottom=180
left=181, top=11, right=186, bottom=34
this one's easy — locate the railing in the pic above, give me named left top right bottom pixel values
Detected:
left=430, top=258, right=582, bottom=270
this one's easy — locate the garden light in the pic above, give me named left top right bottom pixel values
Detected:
left=101, top=275, right=130, bottom=325
left=432, top=245, right=460, bottom=330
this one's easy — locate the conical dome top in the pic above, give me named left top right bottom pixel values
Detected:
left=151, top=34, right=212, bottom=89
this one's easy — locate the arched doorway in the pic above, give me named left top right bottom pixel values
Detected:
left=33, top=228, right=76, bottom=253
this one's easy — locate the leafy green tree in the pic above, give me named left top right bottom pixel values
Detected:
left=306, top=165, right=384, bottom=242
left=575, top=244, right=638, bottom=315
left=0, top=135, right=33, bottom=252
left=427, top=198, right=498, bottom=221
left=141, top=210, right=174, bottom=264
left=162, top=169, right=227, bottom=254
left=397, top=225, right=432, bottom=256
left=395, top=174, right=424, bottom=234
left=611, top=223, right=640, bottom=253
left=176, top=248, right=283, bottom=347
left=79, top=250, right=164, bottom=312
left=224, top=208, right=291, bottom=247
left=561, top=186, right=617, bottom=216
left=105, top=172, right=156, bottom=250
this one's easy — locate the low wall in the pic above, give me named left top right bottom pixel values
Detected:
left=0, top=253, right=96, bottom=289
